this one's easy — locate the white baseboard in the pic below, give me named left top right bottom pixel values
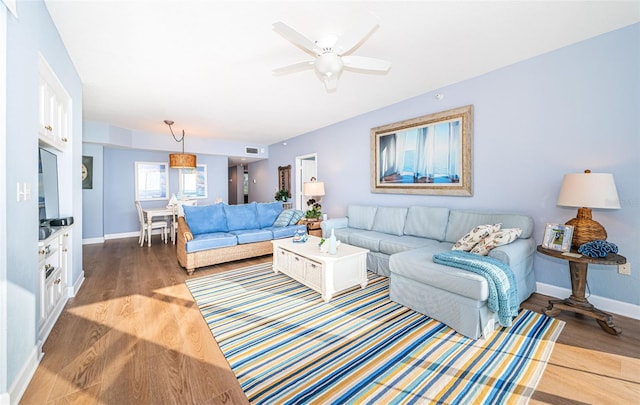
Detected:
left=104, top=230, right=168, bottom=241
left=104, top=231, right=138, bottom=240
left=88, top=230, right=170, bottom=243
left=0, top=392, right=8, bottom=405
left=82, top=236, right=104, bottom=245
left=7, top=345, right=39, bottom=405
left=536, top=282, right=640, bottom=320
left=68, top=270, right=85, bottom=297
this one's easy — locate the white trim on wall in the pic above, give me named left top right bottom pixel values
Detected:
left=536, top=282, right=640, bottom=320
left=0, top=4, right=8, bottom=402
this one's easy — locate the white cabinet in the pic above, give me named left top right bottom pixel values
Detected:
left=38, top=226, right=71, bottom=343
left=38, top=55, right=71, bottom=151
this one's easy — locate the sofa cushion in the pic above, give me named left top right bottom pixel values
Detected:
left=348, top=230, right=386, bottom=252
left=379, top=235, right=440, bottom=255
left=185, top=232, right=237, bottom=253
left=267, top=224, right=307, bottom=239
left=445, top=210, right=533, bottom=243
left=333, top=227, right=358, bottom=244
left=470, top=228, right=522, bottom=256
left=183, top=203, right=228, bottom=235
left=371, top=207, right=408, bottom=236
left=223, top=202, right=259, bottom=231
left=452, top=224, right=501, bottom=251
left=256, top=201, right=283, bottom=228
left=390, top=245, right=489, bottom=302
left=231, top=228, right=273, bottom=244
left=347, top=205, right=378, bottom=230
left=403, top=206, right=450, bottom=240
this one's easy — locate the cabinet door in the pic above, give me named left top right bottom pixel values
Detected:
left=38, top=78, right=54, bottom=138
left=274, top=247, right=289, bottom=272
left=38, top=56, right=71, bottom=151
left=60, top=229, right=70, bottom=289
left=38, top=263, right=47, bottom=329
left=54, top=98, right=69, bottom=147
left=290, top=254, right=305, bottom=279
left=50, top=268, right=64, bottom=310
left=304, top=260, right=323, bottom=290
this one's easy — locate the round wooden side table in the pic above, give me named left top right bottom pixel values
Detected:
left=536, top=245, right=626, bottom=335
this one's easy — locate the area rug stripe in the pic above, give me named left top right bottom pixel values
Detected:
left=187, top=262, right=564, bottom=404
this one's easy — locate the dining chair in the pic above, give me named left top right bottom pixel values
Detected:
left=135, top=200, right=168, bottom=247
left=171, top=200, right=198, bottom=244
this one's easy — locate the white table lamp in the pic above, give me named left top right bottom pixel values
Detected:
left=557, top=170, right=620, bottom=250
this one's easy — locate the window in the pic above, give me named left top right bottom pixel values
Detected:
left=135, top=161, right=169, bottom=201
left=179, top=164, right=207, bottom=199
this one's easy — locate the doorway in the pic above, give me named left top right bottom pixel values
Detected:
left=295, top=153, right=317, bottom=210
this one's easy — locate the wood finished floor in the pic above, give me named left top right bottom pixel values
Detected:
left=20, top=237, right=640, bottom=404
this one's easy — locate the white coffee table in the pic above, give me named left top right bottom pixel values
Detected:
left=272, top=236, right=369, bottom=302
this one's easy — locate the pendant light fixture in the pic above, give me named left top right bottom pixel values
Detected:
left=164, top=120, right=197, bottom=169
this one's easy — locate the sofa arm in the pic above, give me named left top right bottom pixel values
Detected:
left=177, top=217, right=194, bottom=242
left=320, top=217, right=348, bottom=238
left=489, top=237, right=536, bottom=266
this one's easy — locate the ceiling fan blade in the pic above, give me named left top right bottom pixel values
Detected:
left=333, top=13, right=379, bottom=55
left=342, top=55, right=391, bottom=72
left=323, top=75, right=338, bottom=91
left=272, top=60, right=315, bottom=75
left=273, top=22, right=322, bottom=56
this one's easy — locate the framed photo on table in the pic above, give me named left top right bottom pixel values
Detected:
left=542, top=223, right=574, bottom=252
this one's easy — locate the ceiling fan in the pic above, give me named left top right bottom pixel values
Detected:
left=272, top=14, right=391, bottom=91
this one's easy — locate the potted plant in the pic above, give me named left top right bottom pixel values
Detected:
left=274, top=189, right=289, bottom=202
left=305, top=198, right=322, bottom=220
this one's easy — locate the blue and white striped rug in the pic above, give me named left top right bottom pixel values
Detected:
left=187, top=262, right=564, bottom=404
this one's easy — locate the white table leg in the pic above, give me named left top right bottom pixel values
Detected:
left=147, top=217, right=152, bottom=247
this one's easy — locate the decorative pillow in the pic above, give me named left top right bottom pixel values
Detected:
left=273, top=209, right=295, bottom=227
left=451, top=223, right=501, bottom=251
left=470, top=228, right=522, bottom=256
left=289, top=210, right=305, bottom=225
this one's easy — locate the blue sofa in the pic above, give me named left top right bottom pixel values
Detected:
left=176, top=202, right=306, bottom=275
left=321, top=205, right=537, bottom=339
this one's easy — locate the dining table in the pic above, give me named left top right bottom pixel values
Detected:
left=143, top=207, right=175, bottom=247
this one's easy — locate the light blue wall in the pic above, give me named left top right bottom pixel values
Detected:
left=3, top=0, right=83, bottom=394
left=253, top=23, right=640, bottom=305
left=102, top=148, right=229, bottom=235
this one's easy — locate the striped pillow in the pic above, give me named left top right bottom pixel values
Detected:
left=289, top=210, right=305, bottom=225
left=273, top=210, right=295, bottom=227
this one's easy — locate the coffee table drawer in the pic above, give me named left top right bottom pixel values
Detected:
left=304, top=260, right=323, bottom=290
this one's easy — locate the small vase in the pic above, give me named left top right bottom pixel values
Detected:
left=328, top=228, right=337, bottom=255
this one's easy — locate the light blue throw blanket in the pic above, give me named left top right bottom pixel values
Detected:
left=433, top=251, right=518, bottom=327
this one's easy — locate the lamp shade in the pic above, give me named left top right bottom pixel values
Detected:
left=169, top=153, right=197, bottom=169
left=303, top=181, right=325, bottom=197
left=557, top=172, right=620, bottom=209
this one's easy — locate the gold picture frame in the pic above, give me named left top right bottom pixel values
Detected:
left=371, top=105, right=473, bottom=196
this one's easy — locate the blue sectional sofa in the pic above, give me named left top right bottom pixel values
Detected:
left=176, top=202, right=306, bottom=275
left=321, top=205, right=537, bottom=339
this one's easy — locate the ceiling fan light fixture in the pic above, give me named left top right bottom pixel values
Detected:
left=314, top=53, right=344, bottom=78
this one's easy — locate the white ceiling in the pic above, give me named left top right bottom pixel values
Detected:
left=45, top=1, right=639, bottom=147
